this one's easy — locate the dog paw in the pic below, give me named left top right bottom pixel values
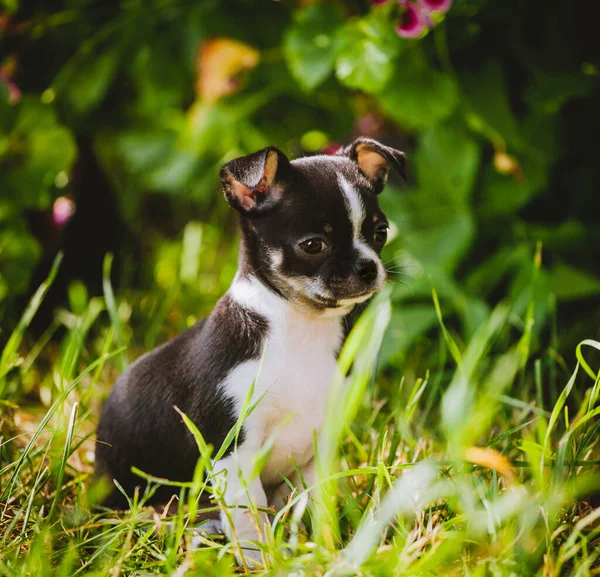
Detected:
left=235, top=546, right=264, bottom=569
left=191, top=519, right=224, bottom=549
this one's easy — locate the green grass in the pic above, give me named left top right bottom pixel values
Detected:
left=1, top=254, right=599, bottom=577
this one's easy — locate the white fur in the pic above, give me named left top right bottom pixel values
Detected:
left=267, top=248, right=283, bottom=271
left=292, top=154, right=349, bottom=166
left=224, top=275, right=343, bottom=481
left=213, top=275, right=343, bottom=562
left=338, top=175, right=385, bottom=288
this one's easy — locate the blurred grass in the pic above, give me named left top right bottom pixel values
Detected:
left=1, top=250, right=599, bottom=576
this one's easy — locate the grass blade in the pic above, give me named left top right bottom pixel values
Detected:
left=0, top=252, right=63, bottom=395
left=102, top=253, right=127, bottom=372
left=48, top=402, right=78, bottom=519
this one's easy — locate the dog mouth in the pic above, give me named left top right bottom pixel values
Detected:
left=276, top=274, right=382, bottom=311
left=311, top=295, right=342, bottom=308
left=311, top=291, right=374, bottom=309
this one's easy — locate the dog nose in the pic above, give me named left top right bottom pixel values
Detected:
left=354, top=259, right=378, bottom=283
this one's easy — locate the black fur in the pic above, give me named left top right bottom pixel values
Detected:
left=95, top=296, right=268, bottom=507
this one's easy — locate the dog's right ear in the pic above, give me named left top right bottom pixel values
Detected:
left=340, top=138, right=406, bottom=194
left=220, top=147, right=290, bottom=213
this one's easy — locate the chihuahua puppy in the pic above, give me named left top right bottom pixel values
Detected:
left=95, top=138, right=405, bottom=564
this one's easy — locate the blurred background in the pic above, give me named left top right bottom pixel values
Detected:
left=1, top=0, right=599, bottom=379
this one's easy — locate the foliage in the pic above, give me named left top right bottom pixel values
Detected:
left=0, top=0, right=599, bottom=358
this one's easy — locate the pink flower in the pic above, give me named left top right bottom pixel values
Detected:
left=418, top=0, right=452, bottom=13
left=355, top=113, right=384, bottom=137
left=396, top=1, right=426, bottom=38
left=322, top=142, right=342, bottom=156
left=0, top=68, right=21, bottom=104
left=53, top=196, right=75, bottom=228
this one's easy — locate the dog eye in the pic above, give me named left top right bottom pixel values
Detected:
left=299, top=238, right=327, bottom=255
left=374, top=225, right=388, bottom=244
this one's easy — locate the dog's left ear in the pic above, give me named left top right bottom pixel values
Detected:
left=220, top=147, right=290, bottom=213
left=340, top=138, right=406, bottom=193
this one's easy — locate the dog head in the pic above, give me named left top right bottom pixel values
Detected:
left=220, top=138, right=405, bottom=316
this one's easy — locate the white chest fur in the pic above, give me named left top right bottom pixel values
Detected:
left=222, top=275, right=344, bottom=485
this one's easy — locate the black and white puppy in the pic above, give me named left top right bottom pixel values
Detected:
left=95, top=138, right=405, bottom=564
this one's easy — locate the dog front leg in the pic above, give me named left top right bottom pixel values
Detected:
left=213, top=448, right=268, bottom=568
left=269, top=457, right=317, bottom=512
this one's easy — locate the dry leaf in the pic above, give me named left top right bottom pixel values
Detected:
left=493, top=150, right=524, bottom=182
left=196, top=38, right=259, bottom=103
left=465, top=446, right=517, bottom=485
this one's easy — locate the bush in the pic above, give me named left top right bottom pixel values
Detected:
left=1, top=0, right=599, bottom=357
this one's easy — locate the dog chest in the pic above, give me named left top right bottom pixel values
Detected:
left=221, top=286, right=343, bottom=484
left=258, top=321, right=340, bottom=482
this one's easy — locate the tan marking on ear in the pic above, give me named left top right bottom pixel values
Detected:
left=355, top=143, right=389, bottom=185
left=263, top=150, right=279, bottom=187
left=255, top=149, right=279, bottom=194
left=224, top=149, right=280, bottom=209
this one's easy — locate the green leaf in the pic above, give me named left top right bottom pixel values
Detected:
left=509, top=267, right=552, bottom=336
left=4, top=99, right=77, bottom=208
left=415, top=124, right=480, bottom=204
left=0, top=203, right=41, bottom=303
left=460, top=298, right=491, bottom=341
left=550, top=263, right=600, bottom=302
left=28, top=126, right=77, bottom=180
left=145, top=151, right=199, bottom=192
left=465, top=245, right=530, bottom=298
left=64, top=45, right=121, bottom=115
left=479, top=154, right=547, bottom=216
left=283, top=4, right=344, bottom=91
left=461, top=63, right=523, bottom=149
left=405, top=211, right=475, bottom=273
left=335, top=17, right=401, bottom=93
left=113, top=130, right=176, bottom=173
left=526, top=220, right=588, bottom=254
left=378, top=306, right=438, bottom=368
left=525, top=69, right=595, bottom=116
left=378, top=56, right=459, bottom=130
left=391, top=264, right=462, bottom=304
left=0, top=0, right=18, bottom=12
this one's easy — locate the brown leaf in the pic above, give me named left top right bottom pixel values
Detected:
left=196, top=38, right=260, bottom=103
left=493, top=150, right=524, bottom=182
left=465, top=446, right=517, bottom=485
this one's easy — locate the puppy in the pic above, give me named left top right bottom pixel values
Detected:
left=95, top=138, right=405, bottom=565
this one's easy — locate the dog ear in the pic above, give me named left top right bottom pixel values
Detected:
left=340, top=138, right=406, bottom=193
left=220, top=147, right=290, bottom=212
